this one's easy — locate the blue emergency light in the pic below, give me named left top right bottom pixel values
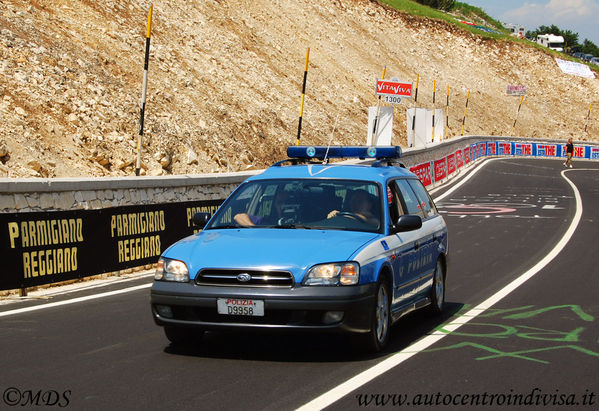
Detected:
left=287, top=146, right=402, bottom=160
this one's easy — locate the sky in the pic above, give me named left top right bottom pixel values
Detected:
left=463, top=0, right=599, bottom=46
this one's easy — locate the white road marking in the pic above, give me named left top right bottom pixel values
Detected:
left=296, top=167, right=585, bottom=411
left=0, top=283, right=152, bottom=318
left=430, top=158, right=498, bottom=202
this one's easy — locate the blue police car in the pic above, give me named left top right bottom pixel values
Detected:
left=151, top=146, right=448, bottom=352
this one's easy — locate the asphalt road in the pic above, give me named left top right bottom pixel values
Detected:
left=1, top=158, right=598, bottom=410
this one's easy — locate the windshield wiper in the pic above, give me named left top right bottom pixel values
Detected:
left=272, top=224, right=313, bottom=229
left=213, top=224, right=249, bottom=229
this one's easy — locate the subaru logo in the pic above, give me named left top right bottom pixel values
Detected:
left=237, top=273, right=252, bottom=282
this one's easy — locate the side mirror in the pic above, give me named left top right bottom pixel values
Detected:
left=393, top=215, right=422, bottom=233
left=192, top=212, right=211, bottom=228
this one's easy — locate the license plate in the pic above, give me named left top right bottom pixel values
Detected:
left=217, top=298, right=264, bottom=316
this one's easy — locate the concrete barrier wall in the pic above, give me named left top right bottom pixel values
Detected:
left=0, top=135, right=595, bottom=213
left=0, top=171, right=260, bottom=213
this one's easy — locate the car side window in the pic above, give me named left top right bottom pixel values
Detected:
left=408, top=179, right=438, bottom=217
left=393, top=179, right=425, bottom=219
left=387, top=182, right=405, bottom=225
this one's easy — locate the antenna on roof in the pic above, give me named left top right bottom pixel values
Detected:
left=323, top=111, right=340, bottom=164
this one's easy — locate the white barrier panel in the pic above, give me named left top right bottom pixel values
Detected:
left=367, top=106, right=393, bottom=146
left=406, top=108, right=444, bottom=148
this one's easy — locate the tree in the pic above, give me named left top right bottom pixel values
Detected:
left=527, top=24, right=563, bottom=40
left=560, top=30, right=579, bottom=51
left=581, top=39, right=599, bottom=56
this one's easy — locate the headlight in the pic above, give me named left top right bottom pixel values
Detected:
left=303, top=262, right=359, bottom=286
left=155, top=257, right=189, bottom=282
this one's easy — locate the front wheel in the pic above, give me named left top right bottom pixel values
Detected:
left=428, top=259, right=445, bottom=315
left=355, top=279, right=391, bottom=352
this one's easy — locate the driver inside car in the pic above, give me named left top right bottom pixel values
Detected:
left=327, top=189, right=379, bottom=227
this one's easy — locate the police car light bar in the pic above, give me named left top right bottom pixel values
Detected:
left=287, top=146, right=402, bottom=160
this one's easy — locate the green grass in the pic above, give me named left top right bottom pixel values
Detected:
left=452, top=2, right=506, bottom=32
left=378, top=0, right=510, bottom=39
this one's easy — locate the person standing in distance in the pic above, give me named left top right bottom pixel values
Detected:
left=564, top=138, right=574, bottom=168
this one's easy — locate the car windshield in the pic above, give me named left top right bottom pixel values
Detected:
left=206, top=179, right=382, bottom=233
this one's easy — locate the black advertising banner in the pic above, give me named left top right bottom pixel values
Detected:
left=0, top=199, right=223, bottom=290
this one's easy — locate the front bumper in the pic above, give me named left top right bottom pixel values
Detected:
left=150, top=281, right=377, bottom=334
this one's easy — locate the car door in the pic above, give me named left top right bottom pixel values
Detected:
left=406, top=178, right=447, bottom=301
left=383, top=178, right=426, bottom=310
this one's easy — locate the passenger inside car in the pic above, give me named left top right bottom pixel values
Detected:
left=234, top=190, right=289, bottom=226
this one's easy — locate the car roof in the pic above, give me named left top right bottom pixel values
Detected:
left=247, top=161, right=415, bottom=184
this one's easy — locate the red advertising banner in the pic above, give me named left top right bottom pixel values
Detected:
left=477, top=142, right=486, bottom=158
left=376, top=79, right=413, bottom=98
left=561, top=145, right=585, bottom=158
left=515, top=143, right=533, bottom=156
left=537, top=144, right=557, bottom=157
left=409, top=162, right=432, bottom=186
left=498, top=142, right=512, bottom=155
left=447, top=153, right=456, bottom=174
left=456, top=150, right=464, bottom=168
left=487, top=143, right=497, bottom=155
left=464, top=147, right=471, bottom=164
left=434, top=158, right=447, bottom=181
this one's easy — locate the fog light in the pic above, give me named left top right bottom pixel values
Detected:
left=322, top=311, right=344, bottom=324
left=156, top=305, right=173, bottom=318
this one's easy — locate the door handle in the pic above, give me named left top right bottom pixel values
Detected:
left=414, top=242, right=420, bottom=250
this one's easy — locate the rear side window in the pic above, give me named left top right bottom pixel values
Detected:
left=393, top=179, right=425, bottom=218
left=408, top=179, right=438, bottom=217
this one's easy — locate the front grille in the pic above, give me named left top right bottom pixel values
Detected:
left=195, top=269, right=294, bottom=288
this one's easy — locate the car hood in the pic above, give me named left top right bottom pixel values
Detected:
left=162, top=228, right=379, bottom=281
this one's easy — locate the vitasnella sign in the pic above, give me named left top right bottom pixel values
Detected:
left=0, top=200, right=222, bottom=290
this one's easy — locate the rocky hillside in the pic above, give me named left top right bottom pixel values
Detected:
left=1, top=0, right=597, bottom=178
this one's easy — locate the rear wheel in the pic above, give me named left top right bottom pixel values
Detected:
left=428, top=259, right=445, bottom=315
left=164, top=326, right=204, bottom=346
left=355, top=279, right=391, bottom=352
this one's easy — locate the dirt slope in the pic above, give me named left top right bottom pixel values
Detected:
left=0, top=0, right=597, bottom=178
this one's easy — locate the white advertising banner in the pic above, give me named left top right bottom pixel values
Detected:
left=555, top=58, right=595, bottom=79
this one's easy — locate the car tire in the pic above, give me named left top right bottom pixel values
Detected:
left=428, top=258, right=445, bottom=315
left=355, top=278, right=391, bottom=352
left=164, top=326, right=204, bottom=346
